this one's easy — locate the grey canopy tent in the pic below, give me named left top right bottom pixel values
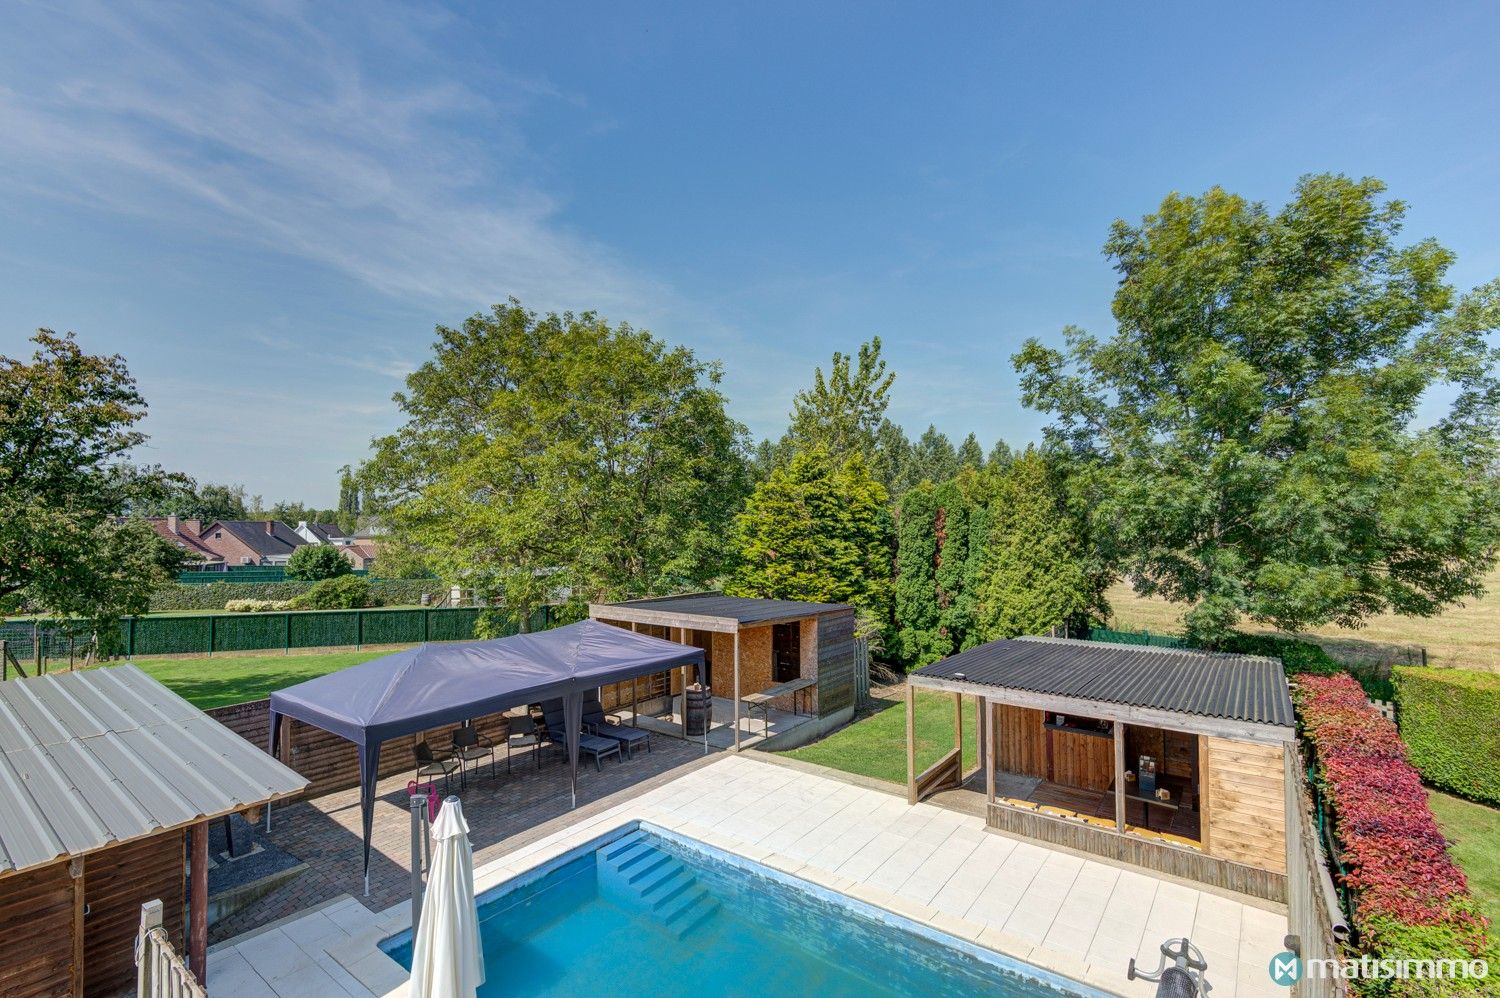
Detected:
left=267, top=619, right=704, bottom=893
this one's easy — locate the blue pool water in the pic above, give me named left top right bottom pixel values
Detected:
left=383, top=822, right=1101, bottom=998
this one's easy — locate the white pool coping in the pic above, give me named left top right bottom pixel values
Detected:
left=210, top=754, right=1289, bottom=998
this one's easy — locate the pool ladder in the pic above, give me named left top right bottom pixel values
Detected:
left=598, top=832, right=720, bottom=940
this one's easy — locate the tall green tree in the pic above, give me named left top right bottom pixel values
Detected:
left=728, top=447, right=893, bottom=641
left=1016, top=175, right=1500, bottom=642
left=337, top=464, right=361, bottom=530
left=0, top=332, right=184, bottom=627
left=363, top=301, right=749, bottom=628
left=987, top=439, right=1014, bottom=469
left=892, top=481, right=941, bottom=664
left=909, top=424, right=959, bottom=485
left=956, top=432, right=985, bottom=471
left=978, top=449, right=1093, bottom=639
left=786, top=337, right=894, bottom=466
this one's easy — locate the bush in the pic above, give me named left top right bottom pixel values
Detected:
left=284, top=545, right=354, bottom=581
left=148, top=578, right=445, bottom=612
left=224, top=599, right=292, bottom=612
left=1293, top=673, right=1494, bottom=991
left=290, top=575, right=372, bottom=610
left=1395, top=667, right=1500, bottom=807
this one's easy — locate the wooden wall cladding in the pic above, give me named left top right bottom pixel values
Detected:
left=1049, top=728, right=1115, bottom=791
left=0, top=860, right=76, bottom=997
left=209, top=699, right=510, bottom=798
left=815, top=610, right=856, bottom=717
left=84, top=830, right=186, bottom=998
left=995, top=704, right=1047, bottom=778
left=1203, top=736, right=1287, bottom=874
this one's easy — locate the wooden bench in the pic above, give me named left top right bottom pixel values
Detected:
left=742, top=677, right=816, bottom=736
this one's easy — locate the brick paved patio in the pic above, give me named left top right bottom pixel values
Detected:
left=210, top=726, right=719, bottom=942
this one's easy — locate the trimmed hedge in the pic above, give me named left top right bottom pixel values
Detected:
left=1395, top=667, right=1500, bottom=807
left=1293, top=673, right=1495, bottom=993
left=149, top=578, right=445, bottom=612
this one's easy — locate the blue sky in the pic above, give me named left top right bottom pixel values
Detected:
left=2, top=2, right=1497, bottom=506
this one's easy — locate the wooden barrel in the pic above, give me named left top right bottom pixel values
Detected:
left=685, top=684, right=712, bottom=736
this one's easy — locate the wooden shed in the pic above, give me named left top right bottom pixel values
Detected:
left=590, top=593, right=858, bottom=749
left=0, top=666, right=308, bottom=996
left=906, top=636, right=1295, bottom=901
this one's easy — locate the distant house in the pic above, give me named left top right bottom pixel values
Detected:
left=293, top=521, right=353, bottom=546
left=197, top=519, right=307, bottom=567
left=145, top=516, right=226, bottom=570
left=293, top=520, right=378, bottom=570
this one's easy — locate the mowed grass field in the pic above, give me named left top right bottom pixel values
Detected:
left=1428, top=790, right=1500, bottom=927
left=784, top=690, right=978, bottom=785
left=121, top=648, right=411, bottom=709
left=1105, top=569, right=1500, bottom=673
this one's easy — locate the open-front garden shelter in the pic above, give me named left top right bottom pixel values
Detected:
left=907, top=636, right=1296, bottom=900
left=589, top=593, right=858, bottom=749
left=268, top=619, right=704, bottom=892
left=0, top=665, right=308, bottom=996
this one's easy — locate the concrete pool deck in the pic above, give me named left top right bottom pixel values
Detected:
left=210, top=754, right=1288, bottom=998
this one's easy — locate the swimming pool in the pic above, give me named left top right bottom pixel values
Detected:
left=382, top=822, right=1105, bottom=997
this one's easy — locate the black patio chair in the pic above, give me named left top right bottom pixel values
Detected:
left=583, top=698, right=651, bottom=758
left=507, top=713, right=543, bottom=772
left=451, top=723, right=496, bottom=786
left=414, top=740, right=458, bottom=794
left=541, top=700, right=623, bottom=771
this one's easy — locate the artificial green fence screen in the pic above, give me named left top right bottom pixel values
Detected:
left=117, top=606, right=549, bottom=657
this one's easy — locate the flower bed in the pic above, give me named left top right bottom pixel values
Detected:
left=1292, top=673, right=1494, bottom=994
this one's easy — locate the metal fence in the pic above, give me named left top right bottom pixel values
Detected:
left=853, top=636, right=871, bottom=706
left=176, top=567, right=369, bottom=584
left=1087, top=626, right=1193, bottom=649
left=1285, top=744, right=1351, bottom=998
left=2, top=606, right=553, bottom=663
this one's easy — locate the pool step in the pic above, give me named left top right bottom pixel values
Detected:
left=596, top=834, right=720, bottom=940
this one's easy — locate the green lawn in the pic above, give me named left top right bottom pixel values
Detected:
left=783, top=689, right=977, bottom=785
left=1428, top=789, right=1500, bottom=927
left=124, top=648, right=410, bottom=709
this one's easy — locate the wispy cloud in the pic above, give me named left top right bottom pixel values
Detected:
left=0, top=0, right=665, bottom=315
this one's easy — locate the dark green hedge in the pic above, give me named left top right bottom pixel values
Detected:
left=1394, top=666, right=1500, bottom=806
left=149, top=578, right=445, bottom=611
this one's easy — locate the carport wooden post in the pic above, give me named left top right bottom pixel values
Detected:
left=984, top=697, right=996, bottom=803
left=1114, top=720, right=1126, bottom=832
left=732, top=629, right=742, bottom=752
left=905, top=682, right=917, bottom=804
left=190, top=818, right=209, bottom=983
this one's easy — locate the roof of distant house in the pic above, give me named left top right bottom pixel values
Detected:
left=0, top=665, right=307, bottom=877
left=202, top=519, right=306, bottom=558
left=912, top=636, right=1294, bottom=729
left=304, top=522, right=348, bottom=542
left=352, top=524, right=385, bottom=540
left=141, top=518, right=223, bottom=563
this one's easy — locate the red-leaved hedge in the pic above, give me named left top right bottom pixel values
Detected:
left=1292, top=673, right=1492, bottom=989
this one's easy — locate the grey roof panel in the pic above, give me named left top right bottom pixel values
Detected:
left=912, top=636, right=1293, bottom=728
left=0, top=665, right=309, bottom=877
left=604, top=592, right=852, bottom=624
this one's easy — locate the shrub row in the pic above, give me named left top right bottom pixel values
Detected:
left=149, top=578, right=445, bottom=612
left=1394, top=667, right=1500, bottom=808
left=1293, top=672, right=1494, bottom=993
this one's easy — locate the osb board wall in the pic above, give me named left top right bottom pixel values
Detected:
left=995, top=704, right=1048, bottom=779
left=0, top=859, right=76, bottom=997
left=1203, top=736, right=1287, bottom=874
left=209, top=700, right=510, bottom=799
left=84, top=830, right=186, bottom=998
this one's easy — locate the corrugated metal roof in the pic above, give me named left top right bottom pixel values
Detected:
left=603, top=592, right=853, bottom=624
left=0, top=665, right=309, bottom=877
left=912, top=636, right=1294, bottom=728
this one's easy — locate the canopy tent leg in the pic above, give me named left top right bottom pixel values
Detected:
left=566, top=692, right=583, bottom=809
left=360, top=740, right=383, bottom=897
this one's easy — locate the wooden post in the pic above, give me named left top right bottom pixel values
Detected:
left=1113, top=721, right=1126, bottom=833
left=71, top=858, right=84, bottom=996
left=732, top=629, right=741, bottom=752
left=953, top=691, right=963, bottom=765
left=984, top=699, right=996, bottom=803
left=905, top=682, right=917, bottom=804
left=190, top=820, right=209, bottom=982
